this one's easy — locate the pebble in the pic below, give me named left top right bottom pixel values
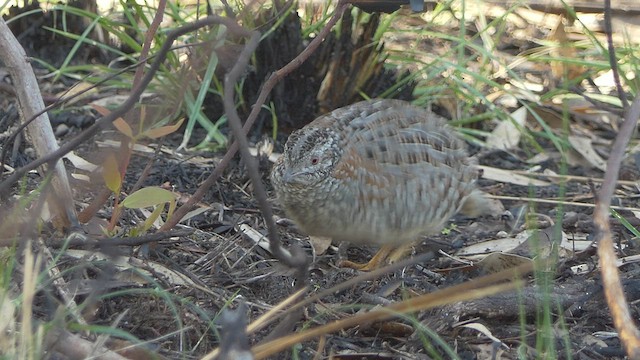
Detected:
left=55, top=123, right=69, bottom=137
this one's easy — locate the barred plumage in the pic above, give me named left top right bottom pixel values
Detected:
left=271, top=99, right=484, bottom=269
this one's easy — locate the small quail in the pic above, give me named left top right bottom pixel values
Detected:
left=271, top=99, right=487, bottom=270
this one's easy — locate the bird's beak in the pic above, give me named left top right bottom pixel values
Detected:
left=283, top=170, right=302, bottom=184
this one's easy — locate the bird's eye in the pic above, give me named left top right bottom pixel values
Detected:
left=310, top=158, right=319, bottom=165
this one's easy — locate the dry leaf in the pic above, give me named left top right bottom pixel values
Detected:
left=486, top=106, right=527, bottom=150
left=63, top=151, right=97, bottom=171
left=309, top=236, right=332, bottom=255
left=528, top=105, right=564, bottom=129
left=459, top=323, right=508, bottom=349
left=238, top=224, right=292, bottom=259
left=457, top=237, right=527, bottom=257
left=57, top=81, right=96, bottom=106
left=476, top=252, right=532, bottom=273
left=479, top=165, right=551, bottom=186
left=64, top=250, right=197, bottom=287
left=548, top=17, right=584, bottom=81
left=567, top=135, right=607, bottom=171
left=526, top=152, right=551, bottom=164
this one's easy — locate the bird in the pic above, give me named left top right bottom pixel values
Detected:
left=270, top=99, right=488, bottom=270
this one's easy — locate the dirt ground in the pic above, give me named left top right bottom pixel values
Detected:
left=2, top=2, right=640, bottom=360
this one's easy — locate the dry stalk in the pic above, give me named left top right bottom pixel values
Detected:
left=594, top=95, right=640, bottom=359
left=592, top=2, right=640, bottom=358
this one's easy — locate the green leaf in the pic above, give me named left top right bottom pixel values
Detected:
left=102, top=154, right=121, bottom=194
left=140, top=203, right=165, bottom=233
left=122, top=187, right=176, bottom=209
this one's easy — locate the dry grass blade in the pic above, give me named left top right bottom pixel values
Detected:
left=492, top=195, right=640, bottom=212
left=204, top=256, right=434, bottom=359
left=19, top=244, right=41, bottom=359
left=251, top=262, right=534, bottom=359
left=246, top=287, right=308, bottom=334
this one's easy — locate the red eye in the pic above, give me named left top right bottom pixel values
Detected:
left=311, top=158, right=319, bottom=165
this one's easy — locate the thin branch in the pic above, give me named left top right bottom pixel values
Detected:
left=569, top=85, right=624, bottom=117
left=594, top=93, right=640, bottom=358
left=0, top=16, right=237, bottom=198
left=573, top=37, right=640, bottom=348
left=223, top=30, right=309, bottom=270
left=251, top=263, right=533, bottom=359
left=132, top=0, right=166, bottom=91
left=41, top=229, right=195, bottom=249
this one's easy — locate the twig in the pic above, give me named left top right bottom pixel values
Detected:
left=504, top=169, right=638, bottom=186
left=160, top=1, right=350, bottom=236
left=204, top=252, right=491, bottom=359
left=43, top=229, right=194, bottom=249
left=222, top=31, right=306, bottom=270
left=594, top=94, right=640, bottom=359
left=597, top=10, right=640, bottom=359
left=132, top=0, right=166, bottom=91
left=246, top=253, right=434, bottom=336
left=569, top=85, right=624, bottom=117
left=37, top=238, right=87, bottom=327
left=251, top=262, right=533, bottom=359
left=45, top=328, right=128, bottom=360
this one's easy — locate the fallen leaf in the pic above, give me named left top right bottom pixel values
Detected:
left=57, top=81, right=97, bottom=105
left=63, top=151, right=97, bottom=171
left=478, top=165, right=551, bottom=186
left=309, top=236, right=332, bottom=255
left=459, top=323, right=508, bottom=349
left=548, top=17, right=584, bottom=81
left=568, top=135, right=607, bottom=171
left=486, top=106, right=527, bottom=150
left=476, top=252, right=532, bottom=273
left=238, top=224, right=292, bottom=259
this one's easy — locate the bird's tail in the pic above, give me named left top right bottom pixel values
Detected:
left=459, top=189, right=501, bottom=217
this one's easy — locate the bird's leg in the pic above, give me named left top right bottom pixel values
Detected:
left=387, top=242, right=414, bottom=264
left=336, top=241, right=350, bottom=262
left=339, top=244, right=394, bottom=271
